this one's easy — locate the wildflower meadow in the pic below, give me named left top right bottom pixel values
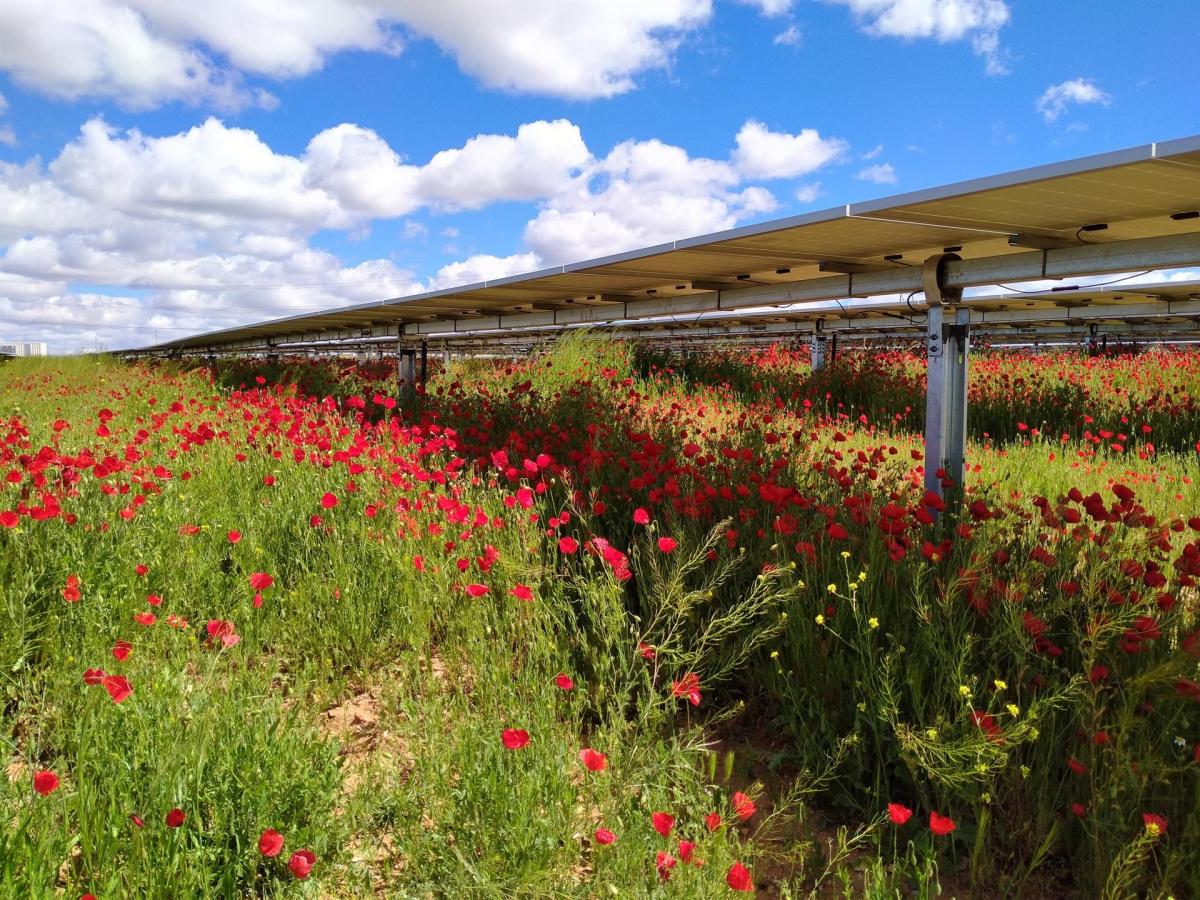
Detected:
left=2, top=338, right=1199, bottom=898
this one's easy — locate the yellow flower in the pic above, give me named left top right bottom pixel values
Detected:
left=958, top=685, right=971, bottom=698
left=770, top=650, right=779, bottom=660
left=1006, top=704, right=1020, bottom=717
left=840, top=550, right=851, bottom=559
left=926, top=728, right=938, bottom=740
left=827, top=583, right=837, bottom=593
left=1020, top=765, right=1030, bottom=778
left=857, top=571, right=867, bottom=582
left=815, top=614, right=825, bottom=626
left=868, top=617, right=879, bottom=629
left=993, top=679, right=1008, bottom=691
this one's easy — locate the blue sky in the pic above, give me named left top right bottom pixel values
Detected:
left=0, top=0, right=1197, bottom=351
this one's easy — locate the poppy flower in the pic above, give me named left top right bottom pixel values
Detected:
left=638, top=642, right=656, bottom=660
left=657, top=537, right=678, bottom=553
left=633, top=508, right=651, bottom=525
left=510, top=584, right=533, bottom=601
left=1071, top=803, right=1087, bottom=818
left=0, top=510, right=18, bottom=528
left=206, top=620, right=240, bottom=648
left=288, top=849, right=316, bottom=880
left=259, top=828, right=285, bottom=857
left=465, top=583, right=489, bottom=597
left=134, top=564, right=149, bottom=576
left=594, top=827, right=616, bottom=845
left=929, top=811, right=956, bottom=836
left=651, top=812, right=675, bottom=837
left=112, top=640, right=132, bottom=662
left=655, top=850, right=677, bottom=880
left=166, top=808, right=185, bottom=828
left=146, top=594, right=162, bottom=607
left=33, top=770, right=59, bottom=796
left=83, top=667, right=105, bottom=685
left=248, top=572, right=274, bottom=591
left=320, top=492, right=338, bottom=509
left=501, top=728, right=530, bottom=750
left=130, top=814, right=144, bottom=828
left=62, top=575, right=81, bottom=602
left=579, top=748, right=607, bottom=772
left=1143, top=813, right=1167, bottom=834
left=555, top=673, right=574, bottom=691
left=133, top=612, right=156, bottom=627
left=887, top=803, right=912, bottom=825
left=227, top=530, right=241, bottom=543
left=671, top=672, right=702, bottom=707
left=704, top=812, right=722, bottom=832
left=102, top=674, right=133, bottom=703
left=678, top=839, right=697, bottom=864
left=726, top=861, right=753, bottom=892
left=558, top=536, right=579, bottom=554
left=732, top=791, right=756, bottom=821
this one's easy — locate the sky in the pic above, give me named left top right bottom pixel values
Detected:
left=0, top=0, right=1198, bottom=352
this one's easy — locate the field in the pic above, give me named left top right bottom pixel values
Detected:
left=2, top=340, right=1199, bottom=898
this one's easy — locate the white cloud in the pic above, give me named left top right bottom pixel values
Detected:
left=861, top=143, right=883, bottom=160
left=428, top=252, right=540, bottom=290
left=0, top=92, right=7, bottom=114
left=828, top=0, right=1010, bottom=74
left=0, top=0, right=711, bottom=107
left=385, top=0, right=712, bottom=99
left=773, top=24, right=803, bottom=46
left=0, top=113, right=854, bottom=350
left=739, top=0, right=794, bottom=15
left=0, top=127, right=14, bottom=148
left=1035, top=78, right=1111, bottom=123
left=794, top=183, right=822, bottom=203
left=855, top=162, right=896, bottom=184
left=733, top=120, right=847, bottom=180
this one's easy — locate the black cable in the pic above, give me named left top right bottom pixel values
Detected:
left=995, top=270, right=1155, bottom=294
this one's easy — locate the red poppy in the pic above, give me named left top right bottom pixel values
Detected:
left=732, top=791, right=756, bottom=821
left=651, top=811, right=675, bottom=837
left=1143, top=812, right=1168, bottom=834
left=579, top=748, right=607, bottom=772
left=83, top=667, right=105, bottom=685
left=102, top=674, right=133, bottom=703
left=657, top=537, right=678, bottom=553
left=678, top=839, right=697, bottom=864
left=288, top=849, right=316, bottom=880
left=558, top=536, right=579, bottom=554
left=633, top=508, right=651, bottom=525
left=465, top=583, right=489, bottom=597
left=146, top=594, right=162, bottom=607
left=133, top=611, right=156, bottom=626
left=62, top=575, right=81, bottom=603
left=655, top=850, right=677, bottom=880
left=33, top=770, right=59, bottom=796
left=248, top=572, right=274, bottom=591
left=510, top=584, right=533, bottom=601
left=929, top=811, right=956, bottom=836
left=227, top=530, right=241, bottom=543
left=887, top=803, right=912, bottom=825
left=166, top=808, right=185, bottom=828
left=259, top=828, right=285, bottom=857
left=594, top=827, right=616, bottom=845
left=671, top=672, right=702, bottom=707
left=501, top=728, right=530, bottom=750
left=555, top=673, right=574, bottom=691
left=0, top=510, right=18, bottom=528
left=320, top=492, right=338, bottom=509
left=130, top=814, right=144, bottom=828
left=638, top=642, right=656, bottom=660
left=134, top=564, right=148, bottom=576
left=206, top=620, right=240, bottom=648
left=1071, top=803, right=1087, bottom=818
left=726, top=861, right=753, bottom=892
left=112, top=640, right=132, bottom=662
left=704, top=812, right=722, bottom=832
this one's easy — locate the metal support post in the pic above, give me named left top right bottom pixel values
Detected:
left=419, top=340, right=428, bottom=387
left=397, top=347, right=416, bottom=388
left=811, top=321, right=827, bottom=372
left=922, top=254, right=969, bottom=502
left=830, top=333, right=838, bottom=367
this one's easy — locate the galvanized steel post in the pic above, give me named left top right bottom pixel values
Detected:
left=922, top=253, right=968, bottom=502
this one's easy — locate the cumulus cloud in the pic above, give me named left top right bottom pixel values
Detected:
left=0, top=114, right=852, bottom=350
left=738, top=0, right=794, bottom=15
left=0, top=0, right=711, bottom=107
left=1036, top=78, right=1111, bottom=123
left=733, top=120, right=847, bottom=180
left=855, top=162, right=897, bottom=184
left=828, top=0, right=1010, bottom=74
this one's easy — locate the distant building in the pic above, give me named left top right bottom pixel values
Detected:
left=0, top=341, right=48, bottom=357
